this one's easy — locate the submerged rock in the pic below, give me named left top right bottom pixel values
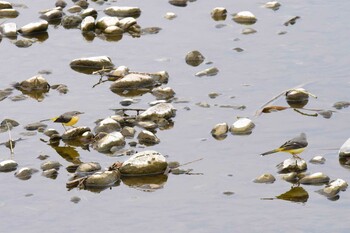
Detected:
left=119, top=150, right=168, bottom=176
left=253, top=173, right=275, bottom=184
left=61, top=15, right=82, bottom=29
left=0, top=159, right=17, bottom=172
left=299, top=172, right=330, bottom=185
left=276, top=158, right=307, bottom=174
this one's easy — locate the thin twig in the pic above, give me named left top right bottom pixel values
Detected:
left=293, top=108, right=318, bottom=117
left=178, top=158, right=203, bottom=167
left=5, top=121, right=14, bottom=154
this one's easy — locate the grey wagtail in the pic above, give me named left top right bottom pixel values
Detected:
left=41, top=111, right=84, bottom=130
left=261, top=133, right=308, bottom=158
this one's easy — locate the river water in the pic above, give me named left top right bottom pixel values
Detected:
left=1, top=0, right=350, bottom=232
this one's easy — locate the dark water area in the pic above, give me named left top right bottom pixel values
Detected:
left=1, top=0, right=350, bottom=232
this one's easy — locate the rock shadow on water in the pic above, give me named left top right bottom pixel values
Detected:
left=121, top=174, right=168, bottom=192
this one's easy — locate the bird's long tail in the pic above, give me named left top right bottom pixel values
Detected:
left=261, top=149, right=279, bottom=156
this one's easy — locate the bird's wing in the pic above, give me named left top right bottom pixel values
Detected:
left=52, top=114, right=72, bottom=123
left=279, top=139, right=307, bottom=151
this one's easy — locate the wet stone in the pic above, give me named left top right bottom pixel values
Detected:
left=76, top=162, right=101, bottom=175
left=62, top=126, right=92, bottom=141
left=211, top=123, right=228, bottom=138
left=110, top=73, right=155, bottom=91
left=0, top=1, right=13, bottom=9
left=309, top=155, right=326, bottom=164
left=119, top=150, right=168, bottom=176
left=40, top=161, right=62, bottom=171
left=18, top=20, right=48, bottom=35
left=169, top=0, right=188, bottom=7
left=196, top=102, right=210, bottom=108
left=55, top=0, right=67, bottom=8
left=233, top=11, right=257, bottom=25
left=185, top=50, right=205, bottom=67
left=276, top=158, right=307, bottom=174
left=280, top=172, right=298, bottom=183
left=211, top=7, right=227, bottom=21
left=14, top=38, right=36, bottom=48
left=40, top=8, right=64, bottom=24
left=42, top=168, right=58, bottom=179
left=233, top=47, right=244, bottom=52
left=316, top=179, right=348, bottom=199
left=75, top=0, right=89, bottom=9
left=68, top=5, right=82, bottom=13
left=230, top=118, right=255, bottom=135
left=264, top=1, right=281, bottom=10
left=24, top=122, right=48, bottom=131
left=137, top=103, right=176, bottom=121
left=0, top=159, right=18, bottom=172
left=195, top=67, right=219, bottom=77
left=15, top=167, right=38, bottom=180
left=137, top=130, right=160, bottom=146
left=338, top=138, right=350, bottom=158
left=0, top=22, right=17, bottom=37
left=151, top=87, right=175, bottom=100
left=94, top=117, right=121, bottom=134
left=81, top=16, right=95, bottom=32
left=80, top=8, right=98, bottom=19
left=136, top=121, right=158, bottom=131
left=333, top=101, right=350, bottom=110
left=0, top=8, right=19, bottom=18
left=104, top=6, right=141, bottom=18
left=242, top=28, right=257, bottom=35
left=94, top=132, right=126, bottom=153
left=208, top=92, right=220, bottom=99
left=70, top=196, right=81, bottom=204
left=253, top=173, right=276, bottom=184
left=121, top=126, right=136, bottom=138
left=299, top=172, right=330, bottom=185
left=96, top=16, right=119, bottom=30
left=164, top=12, right=177, bottom=20
left=84, top=170, right=121, bottom=188
left=61, top=15, right=82, bottom=29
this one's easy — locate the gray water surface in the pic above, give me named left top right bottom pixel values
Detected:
left=1, top=1, right=350, bottom=232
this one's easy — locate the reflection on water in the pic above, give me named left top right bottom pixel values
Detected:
left=276, top=186, right=309, bottom=203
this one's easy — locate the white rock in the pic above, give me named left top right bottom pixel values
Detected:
left=233, top=11, right=257, bottom=24
left=164, top=12, right=177, bottom=20
left=0, top=22, right=17, bottom=37
left=230, top=118, right=255, bottom=134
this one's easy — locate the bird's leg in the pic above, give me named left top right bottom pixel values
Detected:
left=61, top=124, right=67, bottom=131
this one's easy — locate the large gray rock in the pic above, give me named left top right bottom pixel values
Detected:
left=119, top=150, right=168, bottom=176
